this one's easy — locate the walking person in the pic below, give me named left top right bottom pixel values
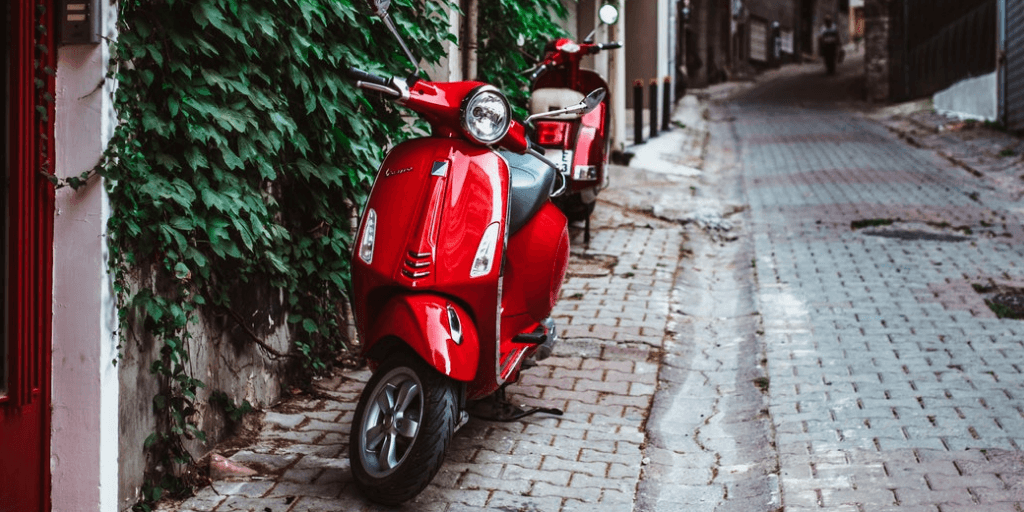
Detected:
left=818, top=15, right=840, bottom=75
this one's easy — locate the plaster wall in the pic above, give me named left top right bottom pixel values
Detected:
left=50, top=2, right=119, bottom=511
left=934, top=72, right=998, bottom=121
left=626, top=0, right=661, bottom=108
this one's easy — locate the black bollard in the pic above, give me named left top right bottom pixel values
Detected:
left=662, top=76, right=671, bottom=132
left=649, top=79, right=659, bottom=138
left=633, top=79, right=643, bottom=144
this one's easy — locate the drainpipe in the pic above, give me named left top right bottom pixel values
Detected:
left=999, top=0, right=1006, bottom=125
left=466, top=0, right=479, bottom=80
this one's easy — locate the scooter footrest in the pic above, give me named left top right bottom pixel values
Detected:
left=513, top=325, right=548, bottom=345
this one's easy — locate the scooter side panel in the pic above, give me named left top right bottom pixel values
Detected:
left=568, top=103, right=606, bottom=194
left=366, top=295, right=479, bottom=381
left=501, top=202, right=570, bottom=321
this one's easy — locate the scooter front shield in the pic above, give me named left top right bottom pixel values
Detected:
left=352, top=138, right=509, bottom=386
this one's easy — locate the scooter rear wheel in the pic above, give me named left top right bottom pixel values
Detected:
left=554, top=192, right=597, bottom=223
left=349, top=351, right=458, bottom=505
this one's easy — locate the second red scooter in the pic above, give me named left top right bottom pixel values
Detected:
left=528, top=5, right=621, bottom=242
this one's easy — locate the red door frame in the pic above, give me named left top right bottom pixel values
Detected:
left=1, top=1, right=56, bottom=511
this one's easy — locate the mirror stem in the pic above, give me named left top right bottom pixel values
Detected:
left=382, top=14, right=422, bottom=77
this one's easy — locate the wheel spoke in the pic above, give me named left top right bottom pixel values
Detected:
left=394, top=381, right=420, bottom=416
left=365, top=424, right=386, bottom=450
left=378, top=432, right=399, bottom=470
left=374, top=384, right=396, bottom=415
left=396, top=417, right=419, bottom=438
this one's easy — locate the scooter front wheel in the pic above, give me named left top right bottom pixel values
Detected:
left=349, top=351, right=458, bottom=505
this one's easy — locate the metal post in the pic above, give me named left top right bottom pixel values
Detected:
left=649, top=79, right=659, bottom=138
left=662, top=76, right=672, bottom=131
left=633, top=79, right=644, bottom=144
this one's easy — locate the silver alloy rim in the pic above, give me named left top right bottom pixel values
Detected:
left=358, top=366, right=424, bottom=478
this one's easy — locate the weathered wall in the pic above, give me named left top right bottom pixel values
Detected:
left=747, top=0, right=798, bottom=30
left=117, top=275, right=292, bottom=509
left=863, top=0, right=891, bottom=101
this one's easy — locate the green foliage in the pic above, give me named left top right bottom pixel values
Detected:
left=476, top=0, right=568, bottom=117
left=99, top=0, right=455, bottom=507
left=209, top=391, right=254, bottom=423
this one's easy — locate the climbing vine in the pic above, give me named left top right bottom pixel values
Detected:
left=98, top=0, right=454, bottom=507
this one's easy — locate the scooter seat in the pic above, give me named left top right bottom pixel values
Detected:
left=529, top=88, right=586, bottom=119
left=500, top=150, right=557, bottom=234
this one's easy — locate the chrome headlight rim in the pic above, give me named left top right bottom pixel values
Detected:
left=460, top=85, right=511, bottom=145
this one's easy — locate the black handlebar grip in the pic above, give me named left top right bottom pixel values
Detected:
left=600, top=42, right=623, bottom=50
left=345, top=67, right=389, bottom=88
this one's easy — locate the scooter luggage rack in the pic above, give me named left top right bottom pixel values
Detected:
left=468, top=385, right=564, bottom=422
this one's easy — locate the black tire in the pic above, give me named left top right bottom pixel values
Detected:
left=553, top=192, right=597, bottom=223
left=349, top=351, right=458, bottom=505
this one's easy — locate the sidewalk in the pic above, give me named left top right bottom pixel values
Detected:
left=872, top=101, right=1024, bottom=204
left=155, top=95, right=711, bottom=512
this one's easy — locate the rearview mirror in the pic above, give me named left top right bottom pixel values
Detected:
left=584, top=4, right=620, bottom=43
left=599, top=4, right=619, bottom=25
left=583, top=88, right=607, bottom=112
left=526, top=88, right=607, bottom=124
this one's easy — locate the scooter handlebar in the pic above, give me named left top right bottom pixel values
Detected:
left=598, top=41, right=622, bottom=50
left=529, top=64, right=548, bottom=83
left=346, top=67, right=389, bottom=87
left=347, top=67, right=404, bottom=98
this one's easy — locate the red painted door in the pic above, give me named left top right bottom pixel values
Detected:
left=1, top=2, right=56, bottom=511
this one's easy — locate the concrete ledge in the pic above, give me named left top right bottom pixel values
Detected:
left=934, top=72, right=997, bottom=121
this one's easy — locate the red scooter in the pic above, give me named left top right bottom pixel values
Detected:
left=346, top=0, right=605, bottom=505
left=528, top=5, right=620, bottom=242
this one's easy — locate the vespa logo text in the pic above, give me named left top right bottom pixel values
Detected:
left=385, top=166, right=414, bottom=177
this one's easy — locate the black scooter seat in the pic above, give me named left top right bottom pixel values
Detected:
left=499, top=150, right=557, bottom=234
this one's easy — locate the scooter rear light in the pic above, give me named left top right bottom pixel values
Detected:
left=535, top=121, right=568, bottom=147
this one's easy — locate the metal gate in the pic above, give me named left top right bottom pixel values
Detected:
left=1006, top=0, right=1024, bottom=129
left=889, top=0, right=997, bottom=102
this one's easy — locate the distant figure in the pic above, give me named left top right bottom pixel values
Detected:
left=818, top=15, right=840, bottom=75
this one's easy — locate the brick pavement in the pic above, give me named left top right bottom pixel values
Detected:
left=733, top=100, right=1024, bottom=511
left=158, top=176, right=684, bottom=511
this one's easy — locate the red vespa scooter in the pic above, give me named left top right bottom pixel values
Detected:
left=345, top=0, right=606, bottom=505
left=528, top=5, right=621, bottom=243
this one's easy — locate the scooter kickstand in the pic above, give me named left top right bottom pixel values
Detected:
left=469, top=386, right=563, bottom=422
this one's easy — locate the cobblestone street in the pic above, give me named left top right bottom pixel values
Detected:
left=733, top=56, right=1024, bottom=511
left=161, top=52, right=1024, bottom=512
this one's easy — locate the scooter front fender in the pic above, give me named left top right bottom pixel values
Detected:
left=365, top=294, right=479, bottom=382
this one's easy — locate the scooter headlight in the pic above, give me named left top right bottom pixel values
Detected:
left=358, top=208, right=377, bottom=264
left=470, top=222, right=501, bottom=278
left=460, top=86, right=511, bottom=145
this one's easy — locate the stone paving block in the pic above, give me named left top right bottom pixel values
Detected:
left=489, top=491, right=563, bottom=511
left=209, top=480, right=275, bottom=498
left=532, top=481, right=597, bottom=501
left=215, top=494, right=293, bottom=511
